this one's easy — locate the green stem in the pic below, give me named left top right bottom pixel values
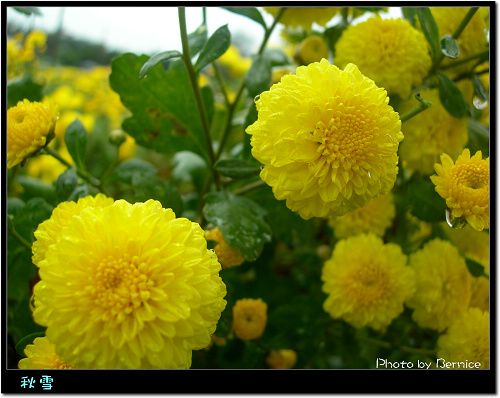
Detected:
left=232, top=179, right=266, bottom=196
left=429, top=7, right=479, bottom=75
left=215, top=7, right=287, bottom=162
left=441, top=49, right=489, bottom=71
left=42, top=146, right=110, bottom=195
left=178, top=7, right=220, bottom=189
left=400, top=97, right=433, bottom=123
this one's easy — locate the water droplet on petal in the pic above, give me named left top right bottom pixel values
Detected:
left=473, top=96, right=488, bottom=110
left=445, top=208, right=466, bottom=229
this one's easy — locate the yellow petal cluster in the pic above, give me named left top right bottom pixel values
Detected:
left=7, top=99, right=59, bottom=168
left=205, top=227, right=245, bottom=269
left=406, top=239, right=473, bottom=331
left=264, top=7, right=340, bottom=30
left=431, top=149, right=489, bottom=231
left=18, top=337, right=76, bottom=369
left=398, top=87, right=469, bottom=175
left=232, top=298, right=268, bottom=341
left=247, top=59, right=402, bottom=220
left=430, top=7, right=489, bottom=78
left=328, top=193, right=395, bottom=239
left=31, top=198, right=227, bottom=369
left=334, top=17, right=431, bottom=99
left=437, top=308, right=489, bottom=369
left=322, top=234, right=414, bottom=331
left=266, top=349, right=297, bottom=369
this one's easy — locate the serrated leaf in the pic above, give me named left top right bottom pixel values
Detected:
left=440, top=34, right=460, bottom=59
left=203, top=190, right=271, bottom=261
left=139, top=50, right=181, bottom=79
left=109, top=54, right=209, bottom=160
left=245, top=56, right=272, bottom=98
left=65, top=119, right=87, bottom=170
left=408, top=178, right=447, bottom=222
left=195, top=24, right=231, bottom=72
left=214, top=159, right=260, bottom=179
left=417, top=8, right=440, bottom=59
left=437, top=71, right=468, bottom=118
left=222, top=7, right=267, bottom=29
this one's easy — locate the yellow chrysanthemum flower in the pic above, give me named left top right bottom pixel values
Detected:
left=436, top=308, right=489, bottom=369
left=7, top=99, right=59, bottom=168
left=322, top=234, right=414, bottom=331
left=442, top=224, right=489, bottom=312
left=431, top=149, right=489, bottom=231
left=232, top=298, right=268, bottom=341
left=218, top=45, right=252, bottom=77
left=32, top=199, right=227, bottom=369
left=32, top=194, right=115, bottom=266
left=266, top=349, right=297, bottom=369
left=205, top=227, right=245, bottom=269
left=334, top=17, right=431, bottom=99
left=18, top=337, right=76, bottom=369
left=430, top=7, right=489, bottom=78
left=247, top=59, right=403, bottom=220
left=328, top=193, right=395, bottom=239
left=264, top=7, right=340, bottom=30
left=398, top=88, right=469, bottom=175
left=406, top=239, right=473, bottom=332
left=295, top=36, right=329, bottom=65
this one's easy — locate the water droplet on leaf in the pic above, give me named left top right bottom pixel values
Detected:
left=473, top=96, right=488, bottom=110
left=445, top=208, right=466, bottom=229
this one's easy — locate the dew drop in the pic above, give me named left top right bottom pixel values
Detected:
left=473, top=96, right=488, bottom=110
left=445, top=208, right=466, bottom=229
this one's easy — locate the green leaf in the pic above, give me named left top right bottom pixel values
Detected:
left=465, top=258, right=487, bottom=278
left=16, top=176, right=57, bottom=205
left=12, top=7, right=42, bottom=16
left=467, top=118, right=489, bottom=156
left=110, top=54, right=209, bottom=161
left=132, top=174, right=184, bottom=216
left=15, top=332, right=46, bottom=356
left=436, top=71, right=468, bottom=118
left=323, top=22, right=348, bottom=57
left=472, top=74, right=488, bottom=102
left=222, top=7, right=267, bottom=29
left=195, top=24, right=231, bottom=72
left=261, top=48, right=290, bottom=67
left=440, top=34, right=460, bottom=59
left=408, top=178, right=447, bottom=222
left=113, top=158, right=157, bottom=184
left=402, top=7, right=418, bottom=26
left=245, top=55, right=272, bottom=98
left=416, top=8, right=440, bottom=59
left=242, top=102, right=258, bottom=160
left=214, top=159, right=260, bottom=179
left=56, top=167, right=78, bottom=202
left=65, top=119, right=87, bottom=170
left=188, top=24, right=208, bottom=56
left=203, top=189, right=272, bottom=261
left=7, top=75, right=43, bottom=109
left=139, top=50, right=181, bottom=79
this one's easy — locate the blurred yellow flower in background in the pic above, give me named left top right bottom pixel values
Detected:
left=205, top=227, right=245, bottom=269
left=264, top=7, right=340, bottom=30
left=266, top=349, right=297, bottom=369
left=232, top=298, right=268, bottom=341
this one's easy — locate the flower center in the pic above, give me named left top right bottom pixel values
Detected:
left=92, top=255, right=153, bottom=316
left=456, top=164, right=488, bottom=190
left=314, top=105, right=371, bottom=168
left=14, top=109, right=27, bottom=124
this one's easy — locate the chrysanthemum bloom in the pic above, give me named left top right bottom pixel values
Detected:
left=406, top=239, right=473, bottom=331
left=263, top=7, right=340, bottom=30
left=322, top=234, right=414, bottom=330
left=32, top=199, right=227, bottom=368
left=246, top=60, right=403, bottom=220
left=7, top=99, right=59, bottom=168
left=266, top=349, right=297, bottom=369
left=431, top=149, right=489, bottom=231
left=18, top=337, right=76, bottom=369
left=430, top=7, right=489, bottom=78
left=437, top=308, right=489, bottom=369
left=328, top=193, right=395, bottom=239
left=232, top=298, right=268, bottom=340
left=32, top=194, right=115, bottom=266
left=205, top=227, right=244, bottom=269
left=295, top=36, right=329, bottom=65
left=334, top=17, right=431, bottom=99
left=398, top=88, right=469, bottom=175
left=218, top=45, right=252, bottom=78
left=443, top=224, right=489, bottom=312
